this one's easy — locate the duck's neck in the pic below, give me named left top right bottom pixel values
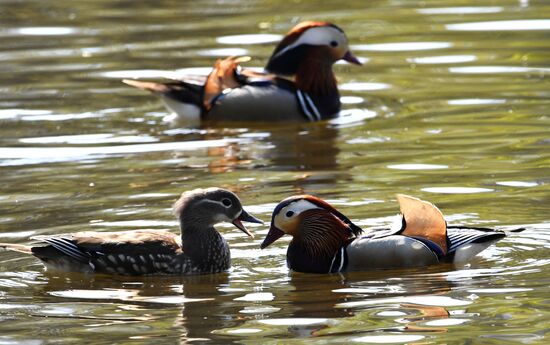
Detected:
left=286, top=231, right=348, bottom=274
left=286, top=210, right=356, bottom=273
left=287, top=239, right=345, bottom=274
left=295, top=57, right=338, bottom=97
left=180, top=223, right=230, bottom=272
left=266, top=47, right=338, bottom=97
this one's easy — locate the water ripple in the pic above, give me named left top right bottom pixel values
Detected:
left=216, top=34, right=282, bottom=45
left=10, top=27, right=79, bottom=36
left=336, top=295, right=472, bottom=309
left=449, top=66, right=550, bottom=74
left=447, top=99, right=506, bottom=105
left=19, top=134, right=158, bottom=145
left=387, top=164, right=448, bottom=170
left=352, top=42, right=452, bottom=51
left=447, top=19, right=550, bottom=31
left=422, top=187, right=494, bottom=194
left=352, top=335, right=425, bottom=343
left=198, top=48, right=248, bottom=57
left=340, top=83, right=391, bottom=91
left=408, top=55, right=477, bottom=64
left=0, top=139, right=242, bottom=166
left=418, top=7, right=503, bottom=14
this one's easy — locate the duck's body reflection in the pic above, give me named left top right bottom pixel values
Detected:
left=190, top=123, right=341, bottom=173
left=31, top=261, right=479, bottom=342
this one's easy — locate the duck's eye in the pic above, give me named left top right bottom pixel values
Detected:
left=222, top=198, right=232, bottom=207
left=285, top=210, right=295, bottom=218
left=330, top=40, right=338, bottom=47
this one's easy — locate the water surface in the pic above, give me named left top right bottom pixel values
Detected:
left=0, top=0, right=549, bottom=344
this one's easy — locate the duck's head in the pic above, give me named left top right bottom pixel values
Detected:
left=265, top=21, right=361, bottom=77
left=174, top=187, right=262, bottom=237
left=261, top=195, right=362, bottom=249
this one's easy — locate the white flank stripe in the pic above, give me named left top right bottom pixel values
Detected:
left=296, top=90, right=315, bottom=121
left=329, top=251, right=338, bottom=273
left=337, top=247, right=345, bottom=272
left=304, top=93, right=321, bottom=121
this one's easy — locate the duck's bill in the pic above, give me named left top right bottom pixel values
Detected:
left=232, top=210, right=262, bottom=238
left=260, top=225, right=285, bottom=249
left=342, top=51, right=362, bottom=65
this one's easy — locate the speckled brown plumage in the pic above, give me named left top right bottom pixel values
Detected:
left=0, top=188, right=262, bottom=275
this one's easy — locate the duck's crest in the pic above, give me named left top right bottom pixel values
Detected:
left=270, top=21, right=333, bottom=56
left=277, top=195, right=362, bottom=237
left=396, top=194, right=448, bottom=254
left=266, top=21, right=342, bottom=78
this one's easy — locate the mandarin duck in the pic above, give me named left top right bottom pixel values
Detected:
left=123, top=21, right=361, bottom=123
left=261, top=194, right=524, bottom=273
left=0, top=188, right=262, bottom=275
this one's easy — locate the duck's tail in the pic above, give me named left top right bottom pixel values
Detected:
left=122, top=79, right=203, bottom=105
left=446, top=226, right=526, bottom=263
left=123, top=79, right=204, bottom=121
left=0, top=243, right=32, bottom=254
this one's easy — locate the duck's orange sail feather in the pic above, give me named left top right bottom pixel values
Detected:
left=396, top=194, right=448, bottom=254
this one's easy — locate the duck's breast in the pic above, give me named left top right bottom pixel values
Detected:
left=206, top=84, right=301, bottom=122
left=346, top=235, right=439, bottom=271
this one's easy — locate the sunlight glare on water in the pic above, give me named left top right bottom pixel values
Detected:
left=0, top=0, right=548, bottom=344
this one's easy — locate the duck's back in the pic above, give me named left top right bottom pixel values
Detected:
left=346, top=235, right=439, bottom=271
left=31, top=230, right=184, bottom=275
left=206, top=84, right=301, bottom=122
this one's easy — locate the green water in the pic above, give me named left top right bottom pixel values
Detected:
left=0, top=0, right=549, bottom=343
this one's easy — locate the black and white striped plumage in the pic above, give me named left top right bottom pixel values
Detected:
left=261, top=194, right=524, bottom=273
left=0, top=188, right=262, bottom=275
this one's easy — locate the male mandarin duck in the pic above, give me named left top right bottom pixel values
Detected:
left=123, top=21, right=362, bottom=123
left=261, top=194, right=524, bottom=273
left=0, top=188, right=262, bottom=275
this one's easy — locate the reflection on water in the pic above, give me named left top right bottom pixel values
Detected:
left=0, top=243, right=549, bottom=343
left=446, top=19, right=550, bottom=31
left=0, top=0, right=549, bottom=343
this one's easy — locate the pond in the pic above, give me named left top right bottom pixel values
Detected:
left=0, top=0, right=549, bottom=343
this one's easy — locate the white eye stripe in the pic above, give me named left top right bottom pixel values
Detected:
left=282, top=199, right=321, bottom=216
left=274, top=199, right=321, bottom=231
left=198, top=198, right=242, bottom=223
left=272, top=26, right=347, bottom=60
left=197, top=198, right=233, bottom=208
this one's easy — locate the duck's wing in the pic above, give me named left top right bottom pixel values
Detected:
left=31, top=230, right=181, bottom=274
left=446, top=226, right=525, bottom=263
left=346, top=235, right=440, bottom=271
left=202, top=56, right=284, bottom=109
left=203, top=56, right=251, bottom=110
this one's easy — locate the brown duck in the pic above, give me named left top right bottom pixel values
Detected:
left=0, top=188, right=262, bottom=275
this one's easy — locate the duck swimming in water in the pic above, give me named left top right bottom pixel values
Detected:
left=261, top=194, right=524, bottom=273
left=0, top=188, right=262, bottom=275
left=123, top=21, right=361, bottom=123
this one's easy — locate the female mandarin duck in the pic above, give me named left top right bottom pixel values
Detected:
left=123, top=21, right=361, bottom=123
left=0, top=188, right=262, bottom=275
left=261, top=194, right=524, bottom=273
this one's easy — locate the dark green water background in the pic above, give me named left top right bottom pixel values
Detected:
left=0, top=1, right=549, bottom=343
